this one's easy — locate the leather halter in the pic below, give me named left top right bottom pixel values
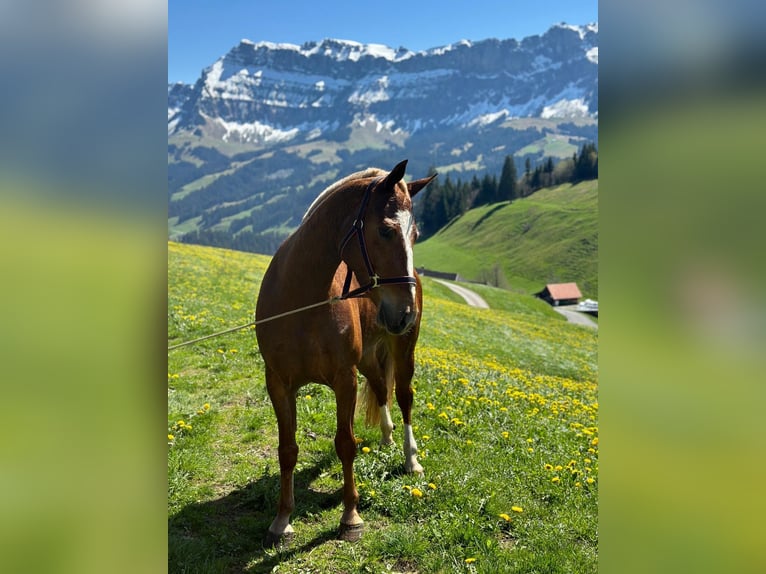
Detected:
left=337, top=177, right=418, bottom=300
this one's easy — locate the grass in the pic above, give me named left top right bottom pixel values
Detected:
left=516, top=134, right=579, bottom=158
left=168, top=241, right=598, bottom=573
left=415, top=180, right=598, bottom=298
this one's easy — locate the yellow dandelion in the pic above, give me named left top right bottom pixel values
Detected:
left=575, top=482, right=582, bottom=488
left=203, top=403, right=210, bottom=410
left=411, top=488, right=424, bottom=498
left=167, top=434, right=175, bottom=441
left=369, top=490, right=376, bottom=497
left=511, top=506, right=523, bottom=513
left=428, top=483, right=437, bottom=490
left=403, top=485, right=412, bottom=491
left=526, top=438, right=533, bottom=443
left=499, top=513, right=511, bottom=522
left=586, top=478, right=595, bottom=484
left=217, top=349, right=224, bottom=354
left=438, top=412, right=449, bottom=419
left=177, top=420, right=185, bottom=426
left=527, top=447, right=534, bottom=453
left=362, top=447, right=371, bottom=454
left=555, top=465, right=563, bottom=471
left=544, top=464, right=553, bottom=471
left=465, top=557, right=477, bottom=564
left=421, top=435, right=431, bottom=441
left=551, top=476, right=561, bottom=484
left=501, top=431, right=510, bottom=439
left=591, top=437, right=599, bottom=446
left=499, top=407, right=508, bottom=412
left=584, top=458, right=592, bottom=464
left=185, top=424, right=192, bottom=430
left=426, top=402, right=435, bottom=410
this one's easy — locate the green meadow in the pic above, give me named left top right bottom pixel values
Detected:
left=168, top=241, right=598, bottom=573
left=415, top=180, right=598, bottom=298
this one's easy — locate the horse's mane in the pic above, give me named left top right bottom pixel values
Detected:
left=302, top=168, right=386, bottom=222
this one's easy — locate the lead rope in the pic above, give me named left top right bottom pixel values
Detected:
left=167, top=296, right=342, bottom=351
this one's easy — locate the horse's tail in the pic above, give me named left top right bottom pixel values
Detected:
left=362, top=351, right=395, bottom=427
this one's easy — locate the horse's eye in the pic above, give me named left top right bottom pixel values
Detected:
left=379, top=226, right=395, bottom=239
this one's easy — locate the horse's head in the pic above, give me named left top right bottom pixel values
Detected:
left=353, top=160, right=436, bottom=335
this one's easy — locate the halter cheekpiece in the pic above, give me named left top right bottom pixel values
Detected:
left=337, top=177, right=417, bottom=300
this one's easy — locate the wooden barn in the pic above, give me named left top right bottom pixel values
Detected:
left=535, top=282, right=582, bottom=306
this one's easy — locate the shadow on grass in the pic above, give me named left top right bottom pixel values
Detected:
left=169, top=449, right=344, bottom=573
left=471, top=202, right=508, bottom=231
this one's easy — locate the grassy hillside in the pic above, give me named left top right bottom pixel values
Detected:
left=415, top=180, right=598, bottom=298
left=168, top=241, right=598, bottom=573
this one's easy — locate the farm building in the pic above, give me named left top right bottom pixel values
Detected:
left=535, top=282, right=582, bottom=306
left=416, top=267, right=460, bottom=281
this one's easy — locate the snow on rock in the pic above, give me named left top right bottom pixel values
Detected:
left=541, top=97, right=590, bottom=119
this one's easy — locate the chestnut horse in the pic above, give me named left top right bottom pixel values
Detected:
left=255, top=160, right=436, bottom=544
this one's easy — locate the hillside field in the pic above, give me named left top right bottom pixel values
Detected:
left=168, top=241, right=598, bottom=573
left=415, top=180, right=598, bottom=298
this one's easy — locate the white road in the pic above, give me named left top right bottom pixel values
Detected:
left=432, top=279, right=490, bottom=309
left=432, top=278, right=598, bottom=329
left=553, top=306, right=598, bottom=329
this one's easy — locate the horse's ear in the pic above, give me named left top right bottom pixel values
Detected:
left=382, top=160, right=409, bottom=190
left=407, top=173, right=438, bottom=198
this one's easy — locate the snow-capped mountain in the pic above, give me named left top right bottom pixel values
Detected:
left=168, top=23, right=597, bottom=254
left=169, top=23, right=597, bottom=143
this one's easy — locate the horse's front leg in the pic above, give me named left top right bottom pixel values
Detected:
left=265, top=369, right=298, bottom=546
left=395, top=358, right=424, bottom=475
left=334, top=370, right=364, bottom=541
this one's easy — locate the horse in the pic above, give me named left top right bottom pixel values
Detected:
left=255, top=160, right=436, bottom=545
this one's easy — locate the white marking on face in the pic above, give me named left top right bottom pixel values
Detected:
left=395, top=209, right=416, bottom=297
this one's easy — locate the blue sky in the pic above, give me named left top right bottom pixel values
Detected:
left=169, top=0, right=598, bottom=84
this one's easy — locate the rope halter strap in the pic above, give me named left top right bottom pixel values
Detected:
left=337, top=177, right=417, bottom=300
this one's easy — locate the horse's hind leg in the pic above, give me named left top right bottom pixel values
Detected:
left=334, top=369, right=364, bottom=541
left=362, top=352, right=395, bottom=445
left=265, top=368, right=298, bottom=545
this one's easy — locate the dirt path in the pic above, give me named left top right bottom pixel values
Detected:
left=553, top=306, right=598, bottom=329
left=432, top=279, right=490, bottom=309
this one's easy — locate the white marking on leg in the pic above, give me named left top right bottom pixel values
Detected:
left=380, top=405, right=394, bottom=445
left=403, top=423, right=423, bottom=474
left=269, top=517, right=294, bottom=537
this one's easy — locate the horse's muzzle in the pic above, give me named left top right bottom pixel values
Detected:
left=378, top=303, right=417, bottom=335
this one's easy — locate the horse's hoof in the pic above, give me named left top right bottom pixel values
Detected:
left=338, top=522, right=364, bottom=542
left=263, top=530, right=294, bottom=549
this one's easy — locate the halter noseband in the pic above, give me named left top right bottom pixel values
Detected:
left=337, top=177, right=418, bottom=300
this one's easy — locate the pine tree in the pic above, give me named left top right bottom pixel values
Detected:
left=497, top=155, right=518, bottom=202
